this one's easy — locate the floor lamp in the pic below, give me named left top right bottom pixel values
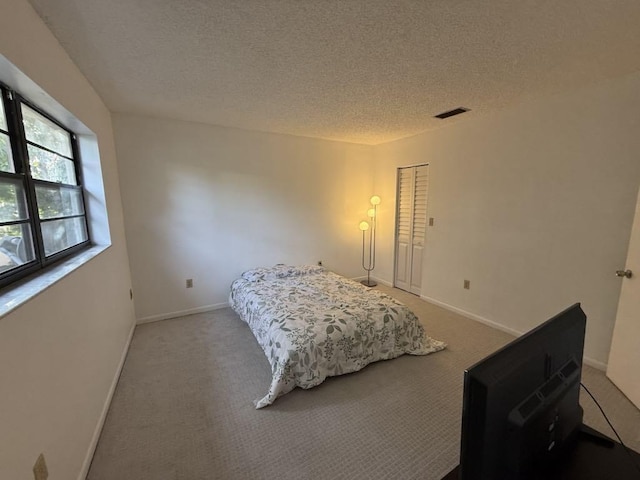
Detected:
left=360, top=195, right=380, bottom=287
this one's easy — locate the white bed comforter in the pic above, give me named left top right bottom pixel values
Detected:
left=229, top=265, right=446, bottom=408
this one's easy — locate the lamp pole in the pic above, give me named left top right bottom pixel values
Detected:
left=360, top=196, right=380, bottom=287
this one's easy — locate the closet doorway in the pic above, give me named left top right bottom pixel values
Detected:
left=394, top=164, right=429, bottom=295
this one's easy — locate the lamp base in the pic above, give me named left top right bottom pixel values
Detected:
left=360, top=279, right=378, bottom=287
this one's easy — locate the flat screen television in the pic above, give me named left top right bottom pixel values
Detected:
left=459, top=303, right=587, bottom=480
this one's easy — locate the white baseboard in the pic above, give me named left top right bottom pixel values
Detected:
left=421, top=295, right=523, bottom=337
left=373, top=277, right=394, bottom=288
left=78, top=319, right=136, bottom=480
left=351, top=275, right=393, bottom=288
left=420, top=295, right=608, bottom=371
left=582, top=357, right=607, bottom=371
left=136, top=302, right=229, bottom=325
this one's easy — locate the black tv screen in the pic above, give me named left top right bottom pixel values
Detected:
left=459, top=303, right=587, bottom=480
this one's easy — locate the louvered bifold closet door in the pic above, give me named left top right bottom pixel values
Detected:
left=394, top=168, right=414, bottom=291
left=409, top=165, right=429, bottom=294
left=394, top=164, right=429, bottom=295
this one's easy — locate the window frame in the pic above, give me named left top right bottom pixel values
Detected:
left=0, top=83, right=91, bottom=289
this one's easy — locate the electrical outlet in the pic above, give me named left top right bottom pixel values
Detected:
left=429, top=217, right=434, bottom=226
left=464, top=279, right=470, bottom=290
left=186, top=278, right=193, bottom=288
left=33, top=453, right=48, bottom=480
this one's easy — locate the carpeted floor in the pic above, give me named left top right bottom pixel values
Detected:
left=87, top=286, right=640, bottom=480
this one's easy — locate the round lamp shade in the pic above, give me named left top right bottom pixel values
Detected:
left=370, top=195, right=381, bottom=205
left=367, top=208, right=376, bottom=218
left=359, top=221, right=370, bottom=231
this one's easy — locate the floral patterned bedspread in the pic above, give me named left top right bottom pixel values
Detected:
left=229, top=265, right=446, bottom=408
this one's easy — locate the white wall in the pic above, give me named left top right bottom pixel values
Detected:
left=373, top=72, right=640, bottom=367
left=113, top=114, right=374, bottom=321
left=0, top=1, right=135, bottom=479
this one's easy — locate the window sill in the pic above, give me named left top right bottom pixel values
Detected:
left=0, top=244, right=109, bottom=318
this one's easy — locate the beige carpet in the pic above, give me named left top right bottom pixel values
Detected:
left=87, top=286, right=640, bottom=480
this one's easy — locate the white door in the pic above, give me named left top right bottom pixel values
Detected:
left=606, top=186, right=640, bottom=409
left=394, top=165, right=429, bottom=295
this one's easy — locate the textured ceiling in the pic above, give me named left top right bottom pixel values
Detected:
left=27, top=0, right=640, bottom=145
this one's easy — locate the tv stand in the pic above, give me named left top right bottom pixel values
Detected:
left=442, top=424, right=640, bottom=479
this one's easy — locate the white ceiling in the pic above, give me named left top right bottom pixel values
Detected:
left=28, top=0, right=640, bottom=145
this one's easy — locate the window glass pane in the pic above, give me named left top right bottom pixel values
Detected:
left=0, top=98, right=7, bottom=132
left=0, top=133, right=15, bottom=173
left=42, top=216, right=88, bottom=256
left=21, top=104, right=72, bottom=157
left=0, top=179, right=28, bottom=223
left=36, top=185, right=84, bottom=219
left=0, top=223, right=35, bottom=274
left=27, top=144, right=77, bottom=185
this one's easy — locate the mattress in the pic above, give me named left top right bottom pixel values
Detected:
left=229, top=265, right=446, bottom=408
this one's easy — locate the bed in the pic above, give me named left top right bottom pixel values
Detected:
left=229, top=265, right=446, bottom=408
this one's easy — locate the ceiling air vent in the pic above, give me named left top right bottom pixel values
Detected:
left=434, top=107, right=469, bottom=119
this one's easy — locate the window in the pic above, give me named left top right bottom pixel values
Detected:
left=0, top=84, right=89, bottom=288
